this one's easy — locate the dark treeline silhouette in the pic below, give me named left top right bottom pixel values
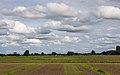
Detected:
left=0, top=46, right=120, bottom=56
left=100, top=46, right=120, bottom=55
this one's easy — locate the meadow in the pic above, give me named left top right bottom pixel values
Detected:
left=0, top=55, right=120, bottom=75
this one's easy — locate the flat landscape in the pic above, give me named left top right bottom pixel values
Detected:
left=1, top=0, right=120, bottom=75
left=0, top=55, right=120, bottom=75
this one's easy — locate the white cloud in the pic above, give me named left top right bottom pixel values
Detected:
left=2, top=19, right=35, bottom=33
left=9, top=42, right=20, bottom=46
left=44, top=20, right=90, bottom=32
left=2, top=6, right=46, bottom=19
left=23, top=39, right=41, bottom=44
left=12, top=21, right=35, bottom=33
left=62, top=36, right=80, bottom=43
left=0, top=19, right=55, bottom=47
left=97, top=6, right=120, bottom=19
left=84, top=35, right=91, bottom=39
left=1, top=3, right=78, bottom=19
left=33, top=3, right=77, bottom=17
left=34, top=27, right=51, bottom=34
left=33, top=5, right=46, bottom=12
left=46, top=3, right=77, bottom=17
left=49, top=35, right=80, bottom=45
left=7, top=34, right=25, bottom=40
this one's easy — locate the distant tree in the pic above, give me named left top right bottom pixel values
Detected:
left=116, top=46, right=120, bottom=51
left=23, top=50, right=29, bottom=56
left=41, top=52, right=44, bottom=55
left=116, top=46, right=120, bottom=55
left=52, top=52, right=57, bottom=55
left=67, top=51, right=74, bottom=55
left=100, top=51, right=107, bottom=55
left=91, top=50, right=96, bottom=55
left=13, top=52, right=17, bottom=55
left=74, top=53, right=79, bottom=55
left=30, top=53, right=34, bottom=56
left=13, top=52, right=17, bottom=56
left=105, top=50, right=115, bottom=55
left=34, top=53, right=39, bottom=56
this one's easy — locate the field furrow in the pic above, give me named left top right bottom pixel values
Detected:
left=75, top=64, right=101, bottom=75
left=0, top=64, right=36, bottom=75
left=90, top=64, right=120, bottom=75
left=0, top=64, right=30, bottom=74
left=0, top=56, right=119, bottom=75
left=81, top=64, right=111, bottom=75
left=14, top=64, right=64, bottom=75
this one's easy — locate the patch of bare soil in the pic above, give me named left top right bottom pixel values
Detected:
left=76, top=64, right=101, bottom=75
left=0, top=64, right=26, bottom=74
left=14, top=64, right=64, bottom=75
left=91, top=64, right=120, bottom=75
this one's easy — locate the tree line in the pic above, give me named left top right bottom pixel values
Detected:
left=0, top=46, right=120, bottom=56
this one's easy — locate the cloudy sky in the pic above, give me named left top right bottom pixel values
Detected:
left=0, top=0, right=120, bottom=54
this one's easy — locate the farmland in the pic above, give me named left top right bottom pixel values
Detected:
left=0, top=55, right=120, bottom=63
left=0, top=55, right=120, bottom=75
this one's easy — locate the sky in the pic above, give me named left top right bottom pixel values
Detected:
left=0, top=0, right=120, bottom=54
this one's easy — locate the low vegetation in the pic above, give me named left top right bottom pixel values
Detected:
left=0, top=55, right=120, bottom=63
left=64, top=64, right=81, bottom=75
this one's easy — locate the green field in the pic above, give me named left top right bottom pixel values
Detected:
left=0, top=55, right=120, bottom=75
left=0, top=55, right=120, bottom=63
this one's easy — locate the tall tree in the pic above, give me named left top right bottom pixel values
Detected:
left=41, top=52, right=44, bottom=55
left=67, top=51, right=75, bottom=55
left=116, top=46, right=120, bottom=51
left=91, top=50, right=96, bottom=55
left=52, top=52, right=57, bottom=55
left=24, top=50, right=29, bottom=56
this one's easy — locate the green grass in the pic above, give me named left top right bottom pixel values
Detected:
left=0, top=55, right=120, bottom=63
left=64, top=64, right=81, bottom=75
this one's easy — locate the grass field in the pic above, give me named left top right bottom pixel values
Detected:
left=0, top=55, right=120, bottom=63
left=0, top=55, right=120, bottom=75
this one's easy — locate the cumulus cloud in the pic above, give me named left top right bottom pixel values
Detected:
left=2, top=6, right=46, bottom=19
left=44, top=20, right=90, bottom=32
left=46, top=3, right=77, bottom=17
left=62, top=36, right=80, bottom=43
left=97, top=6, right=120, bottom=20
left=89, top=33, right=120, bottom=47
left=0, top=19, right=83, bottom=47
left=1, top=3, right=78, bottom=19
left=49, top=35, right=80, bottom=45
left=22, top=39, right=41, bottom=44
left=2, top=19, right=35, bottom=34
left=0, top=19, right=52, bottom=34
left=1, top=0, right=120, bottom=52
left=1, top=3, right=96, bottom=28
left=0, top=21, right=8, bottom=29
left=0, top=19, right=54, bottom=47
left=34, top=27, right=51, bottom=34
